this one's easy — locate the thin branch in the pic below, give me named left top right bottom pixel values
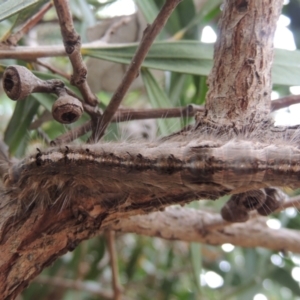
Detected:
left=112, top=105, right=202, bottom=121
left=29, top=111, right=52, bottom=130
left=5, top=2, right=53, bottom=46
left=281, top=195, right=300, bottom=210
left=0, top=44, right=66, bottom=59
left=36, top=128, right=51, bottom=145
left=51, top=105, right=200, bottom=145
left=110, top=207, right=300, bottom=253
left=105, top=231, right=122, bottom=300
left=90, top=0, right=183, bottom=142
left=0, top=46, right=299, bottom=114
left=35, top=59, right=71, bottom=80
left=53, top=0, right=98, bottom=106
left=100, top=16, right=132, bottom=43
left=51, top=121, right=91, bottom=145
left=271, top=94, right=300, bottom=111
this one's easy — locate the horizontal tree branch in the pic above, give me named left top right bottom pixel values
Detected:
left=3, top=129, right=300, bottom=297
left=110, top=206, right=300, bottom=253
left=51, top=105, right=201, bottom=145
left=271, top=94, right=300, bottom=111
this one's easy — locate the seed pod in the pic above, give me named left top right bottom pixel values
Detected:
left=2, top=65, right=41, bottom=100
left=2, top=65, right=65, bottom=101
left=52, top=95, right=83, bottom=124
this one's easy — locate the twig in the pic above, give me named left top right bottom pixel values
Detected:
left=29, top=110, right=52, bottom=130
left=100, top=16, right=132, bottom=43
left=271, top=94, right=300, bottom=111
left=0, top=44, right=66, bottom=59
left=105, top=231, right=122, bottom=300
left=5, top=2, right=53, bottom=46
left=280, top=195, right=300, bottom=210
left=51, top=105, right=200, bottom=145
left=0, top=45, right=296, bottom=113
left=53, top=0, right=98, bottom=106
left=35, top=59, right=71, bottom=80
left=113, top=104, right=202, bottom=121
left=51, top=121, right=91, bottom=145
left=34, top=275, right=114, bottom=299
left=36, top=128, right=51, bottom=145
left=90, top=0, right=183, bottom=142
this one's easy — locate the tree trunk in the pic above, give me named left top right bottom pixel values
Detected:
left=0, top=0, right=288, bottom=298
left=204, top=0, right=282, bottom=129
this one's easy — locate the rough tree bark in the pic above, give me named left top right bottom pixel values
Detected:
left=0, top=0, right=292, bottom=298
left=204, top=0, right=277, bottom=128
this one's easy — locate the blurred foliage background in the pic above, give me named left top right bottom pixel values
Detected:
left=1, top=0, right=300, bottom=299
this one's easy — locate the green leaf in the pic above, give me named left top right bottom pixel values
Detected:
left=273, top=48, right=300, bottom=86
left=193, top=75, right=208, bottom=105
left=82, top=41, right=213, bottom=76
left=141, top=69, right=181, bottom=135
left=170, top=0, right=199, bottom=39
left=190, top=242, right=202, bottom=293
left=125, top=239, right=144, bottom=280
left=0, top=0, right=47, bottom=41
left=71, top=0, right=96, bottom=43
left=4, top=95, right=40, bottom=157
left=83, top=41, right=300, bottom=86
left=33, top=92, right=55, bottom=112
left=134, top=0, right=167, bottom=39
left=134, top=0, right=158, bottom=24
left=168, top=73, right=188, bottom=105
left=272, top=267, right=300, bottom=296
left=0, top=0, right=45, bottom=22
left=173, top=0, right=222, bottom=38
left=191, top=0, right=223, bottom=25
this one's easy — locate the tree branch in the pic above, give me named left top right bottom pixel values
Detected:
left=90, top=0, right=183, bottom=142
left=110, top=207, right=300, bottom=253
left=105, top=231, right=122, bottom=300
left=271, top=94, right=300, bottom=111
left=0, top=1, right=294, bottom=298
left=53, top=0, right=98, bottom=106
left=204, top=0, right=283, bottom=129
left=4, top=2, right=53, bottom=46
left=51, top=105, right=201, bottom=145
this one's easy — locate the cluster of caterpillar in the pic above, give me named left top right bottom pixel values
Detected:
left=0, top=119, right=299, bottom=220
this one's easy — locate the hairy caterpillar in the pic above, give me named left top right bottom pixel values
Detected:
left=1, top=127, right=300, bottom=218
